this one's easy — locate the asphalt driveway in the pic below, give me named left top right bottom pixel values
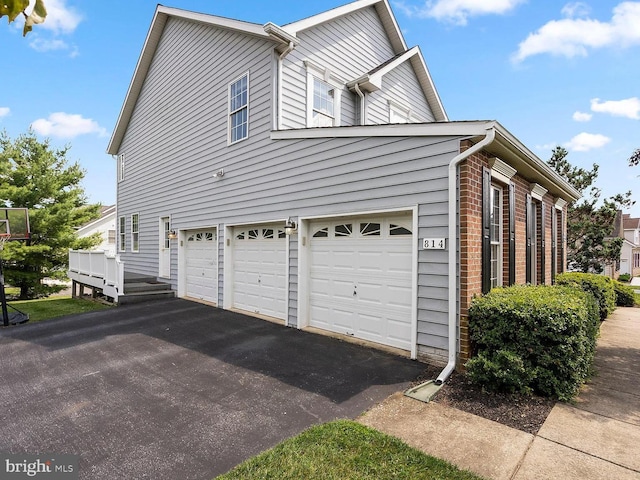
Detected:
left=0, top=298, right=423, bottom=479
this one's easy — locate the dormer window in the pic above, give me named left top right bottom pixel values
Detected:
left=312, top=78, right=335, bottom=127
left=305, top=61, right=342, bottom=127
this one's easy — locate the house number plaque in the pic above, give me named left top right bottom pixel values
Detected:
left=422, top=238, right=446, bottom=250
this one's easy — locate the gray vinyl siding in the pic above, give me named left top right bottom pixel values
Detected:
left=368, top=61, right=435, bottom=124
left=115, top=12, right=462, bottom=356
left=280, top=6, right=395, bottom=129
left=116, top=16, right=276, bottom=279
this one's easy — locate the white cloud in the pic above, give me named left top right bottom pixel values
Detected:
left=561, top=2, right=591, bottom=18
left=0, top=107, right=10, bottom=118
left=31, top=112, right=108, bottom=139
left=565, top=132, right=611, bottom=151
left=572, top=111, right=592, bottom=122
left=590, top=97, right=640, bottom=119
left=393, top=0, right=525, bottom=25
left=29, top=37, right=79, bottom=57
left=33, top=0, right=82, bottom=34
left=513, top=2, right=640, bottom=62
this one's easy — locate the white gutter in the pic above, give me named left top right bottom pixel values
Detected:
left=436, top=125, right=496, bottom=385
left=353, top=83, right=365, bottom=125
left=276, top=42, right=295, bottom=130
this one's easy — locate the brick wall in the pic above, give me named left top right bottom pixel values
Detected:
left=458, top=141, right=568, bottom=365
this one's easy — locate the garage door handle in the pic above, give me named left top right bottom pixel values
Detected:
left=353, top=286, right=357, bottom=297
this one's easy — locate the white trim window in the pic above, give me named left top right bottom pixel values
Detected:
left=228, top=72, right=249, bottom=144
left=131, top=213, right=139, bottom=253
left=312, top=78, right=335, bottom=127
left=305, top=61, right=342, bottom=127
left=117, top=154, right=125, bottom=182
left=118, top=216, right=126, bottom=252
left=490, top=185, right=503, bottom=288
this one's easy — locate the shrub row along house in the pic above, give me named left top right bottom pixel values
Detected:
left=105, top=0, right=579, bottom=376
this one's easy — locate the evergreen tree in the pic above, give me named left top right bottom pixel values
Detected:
left=548, top=146, right=633, bottom=273
left=0, top=130, right=101, bottom=298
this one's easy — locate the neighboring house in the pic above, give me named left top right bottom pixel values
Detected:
left=607, top=212, right=640, bottom=278
left=105, top=0, right=579, bottom=372
left=622, top=214, right=640, bottom=278
left=76, top=205, right=117, bottom=254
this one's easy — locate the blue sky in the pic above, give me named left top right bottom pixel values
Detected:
left=1, top=0, right=639, bottom=215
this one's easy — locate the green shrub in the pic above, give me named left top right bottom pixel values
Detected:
left=466, top=350, right=533, bottom=395
left=618, top=273, right=631, bottom=283
left=614, top=280, right=636, bottom=307
left=467, top=285, right=599, bottom=401
left=556, top=272, right=616, bottom=321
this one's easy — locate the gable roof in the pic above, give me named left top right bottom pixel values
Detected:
left=623, top=215, right=640, bottom=231
left=346, top=46, right=448, bottom=122
left=76, top=205, right=116, bottom=232
left=283, top=0, right=406, bottom=53
left=107, top=6, right=286, bottom=155
left=107, top=0, right=448, bottom=154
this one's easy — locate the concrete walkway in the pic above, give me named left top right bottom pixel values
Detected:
left=359, top=307, right=640, bottom=480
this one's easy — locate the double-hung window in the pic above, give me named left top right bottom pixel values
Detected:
left=117, top=154, right=125, bottom=182
left=312, top=78, right=335, bottom=127
left=229, top=73, right=249, bottom=144
left=118, top=216, right=126, bottom=252
left=131, top=213, right=139, bottom=253
left=305, top=61, right=342, bottom=127
left=490, top=185, right=503, bottom=289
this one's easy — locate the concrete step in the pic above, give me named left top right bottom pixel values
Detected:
left=124, top=281, right=172, bottom=294
left=118, top=289, right=176, bottom=305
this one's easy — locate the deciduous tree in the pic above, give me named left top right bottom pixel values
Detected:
left=548, top=146, right=633, bottom=273
left=0, top=130, right=101, bottom=298
left=0, top=0, right=47, bottom=36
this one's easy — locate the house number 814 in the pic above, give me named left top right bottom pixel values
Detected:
left=422, top=238, right=446, bottom=250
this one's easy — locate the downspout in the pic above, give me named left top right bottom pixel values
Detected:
left=353, top=83, right=365, bottom=125
left=277, top=42, right=295, bottom=130
left=436, top=126, right=496, bottom=385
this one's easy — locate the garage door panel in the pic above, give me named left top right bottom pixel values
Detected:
left=233, top=225, right=286, bottom=320
left=310, top=216, right=413, bottom=351
left=185, top=229, right=217, bottom=304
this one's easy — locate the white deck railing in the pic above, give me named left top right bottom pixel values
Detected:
left=68, top=250, right=124, bottom=301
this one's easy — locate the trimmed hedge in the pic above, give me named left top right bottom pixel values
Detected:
left=618, top=273, right=631, bottom=283
left=467, top=285, right=599, bottom=401
left=614, top=280, right=636, bottom=307
left=555, top=272, right=616, bottom=321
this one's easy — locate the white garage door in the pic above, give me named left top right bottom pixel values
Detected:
left=185, top=229, right=217, bottom=303
left=233, top=225, right=287, bottom=320
left=309, top=216, right=413, bottom=350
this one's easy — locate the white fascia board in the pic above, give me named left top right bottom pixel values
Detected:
left=410, top=48, right=448, bottom=122
left=348, top=47, right=418, bottom=92
left=492, top=123, right=580, bottom=202
left=107, top=7, right=167, bottom=155
left=283, top=0, right=406, bottom=53
left=271, top=121, right=493, bottom=140
left=263, top=22, right=299, bottom=45
left=158, top=6, right=269, bottom=38
left=76, top=212, right=116, bottom=236
left=283, top=0, right=379, bottom=34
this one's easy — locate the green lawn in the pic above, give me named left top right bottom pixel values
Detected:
left=216, top=420, right=485, bottom=480
left=7, top=295, right=111, bottom=323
